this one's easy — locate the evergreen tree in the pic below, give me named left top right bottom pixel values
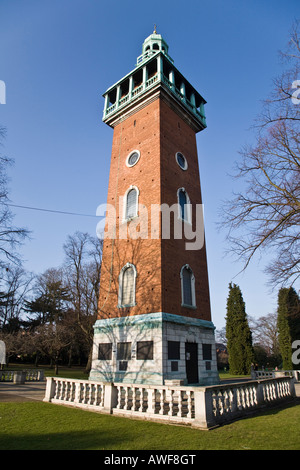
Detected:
left=277, top=287, right=300, bottom=370
left=24, top=268, right=70, bottom=328
left=225, top=283, right=254, bottom=374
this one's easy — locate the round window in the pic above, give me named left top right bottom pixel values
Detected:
left=126, top=150, right=140, bottom=167
left=175, top=152, right=188, bottom=170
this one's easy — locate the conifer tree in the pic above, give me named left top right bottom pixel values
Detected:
left=225, top=283, right=254, bottom=374
left=277, top=287, right=300, bottom=370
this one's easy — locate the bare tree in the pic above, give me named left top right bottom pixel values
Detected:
left=0, top=265, right=34, bottom=331
left=63, top=232, right=102, bottom=371
left=220, top=21, right=300, bottom=287
left=0, top=127, right=29, bottom=271
left=31, top=322, right=73, bottom=375
left=249, top=313, right=280, bottom=358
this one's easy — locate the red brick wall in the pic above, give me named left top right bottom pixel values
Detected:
left=98, top=94, right=211, bottom=322
left=98, top=99, right=163, bottom=319
left=160, top=99, right=211, bottom=321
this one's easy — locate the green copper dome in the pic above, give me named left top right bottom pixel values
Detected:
left=136, top=27, right=173, bottom=66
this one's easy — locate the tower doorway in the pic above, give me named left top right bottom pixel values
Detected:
left=185, top=342, right=199, bottom=384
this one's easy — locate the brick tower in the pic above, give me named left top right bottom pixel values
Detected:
left=90, top=30, right=219, bottom=385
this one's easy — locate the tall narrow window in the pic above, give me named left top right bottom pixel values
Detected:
left=118, top=263, right=137, bottom=307
left=124, top=186, right=139, bottom=221
left=177, top=188, right=191, bottom=223
left=180, top=264, right=196, bottom=308
left=122, top=266, right=134, bottom=305
left=126, top=189, right=137, bottom=218
left=178, top=189, right=187, bottom=220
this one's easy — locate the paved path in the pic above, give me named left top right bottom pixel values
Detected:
left=0, top=381, right=46, bottom=402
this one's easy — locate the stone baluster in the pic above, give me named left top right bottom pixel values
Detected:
left=124, top=386, right=130, bottom=410
left=186, top=390, right=192, bottom=419
left=69, top=381, right=74, bottom=402
left=74, top=381, right=81, bottom=404
left=58, top=380, right=63, bottom=400
left=178, top=391, right=183, bottom=417
left=230, top=388, right=237, bottom=413
left=138, top=388, right=144, bottom=412
left=158, top=389, right=164, bottom=415
left=219, top=391, right=225, bottom=415
left=96, top=383, right=101, bottom=405
left=116, top=386, right=122, bottom=409
left=64, top=381, right=69, bottom=402
left=59, top=380, right=64, bottom=400
left=132, top=387, right=137, bottom=411
left=53, top=379, right=59, bottom=400
left=81, top=383, right=86, bottom=403
left=53, top=380, right=59, bottom=400
left=168, top=389, right=174, bottom=416
left=146, top=388, right=155, bottom=414
left=87, top=384, right=93, bottom=405
left=99, top=384, right=103, bottom=407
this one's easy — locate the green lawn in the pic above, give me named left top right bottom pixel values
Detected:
left=1, top=364, right=299, bottom=450
left=0, top=400, right=299, bottom=450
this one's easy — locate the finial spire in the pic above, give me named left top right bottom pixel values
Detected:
left=153, top=24, right=157, bottom=34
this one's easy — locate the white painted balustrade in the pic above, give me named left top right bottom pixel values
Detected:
left=44, top=375, right=296, bottom=429
left=0, top=369, right=44, bottom=383
left=113, top=384, right=194, bottom=424
left=45, top=378, right=106, bottom=411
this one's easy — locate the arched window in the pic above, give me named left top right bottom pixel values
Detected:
left=180, top=265, right=196, bottom=308
left=124, top=186, right=139, bottom=221
left=177, top=188, right=191, bottom=223
left=118, top=263, right=137, bottom=308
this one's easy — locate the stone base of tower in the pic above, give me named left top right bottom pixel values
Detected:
left=89, top=312, right=220, bottom=386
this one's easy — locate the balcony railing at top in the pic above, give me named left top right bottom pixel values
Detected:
left=103, top=73, right=206, bottom=128
left=136, top=50, right=174, bottom=66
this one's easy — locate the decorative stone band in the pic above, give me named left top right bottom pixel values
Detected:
left=93, top=311, right=216, bottom=333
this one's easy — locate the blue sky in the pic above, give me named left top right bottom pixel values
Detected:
left=0, top=0, right=299, bottom=330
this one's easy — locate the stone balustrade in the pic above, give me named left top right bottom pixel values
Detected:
left=43, top=375, right=296, bottom=429
left=251, top=369, right=300, bottom=380
left=0, top=369, right=44, bottom=383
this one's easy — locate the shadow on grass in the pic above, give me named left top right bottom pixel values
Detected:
left=0, top=429, right=127, bottom=451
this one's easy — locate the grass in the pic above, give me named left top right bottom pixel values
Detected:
left=5, top=363, right=249, bottom=381
left=1, top=364, right=299, bottom=450
left=0, top=400, right=299, bottom=450
left=4, top=363, right=90, bottom=380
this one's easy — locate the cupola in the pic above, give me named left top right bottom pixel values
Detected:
left=136, top=26, right=173, bottom=66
